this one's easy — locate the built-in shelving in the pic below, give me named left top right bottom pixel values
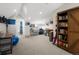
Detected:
left=56, top=7, right=79, bottom=54
left=57, top=11, right=68, bottom=49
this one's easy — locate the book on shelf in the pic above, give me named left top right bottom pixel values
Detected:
left=58, top=40, right=63, bottom=46
left=59, top=29, right=67, bottom=34
left=58, top=15, right=68, bottom=20
left=59, top=16, right=63, bottom=20
left=59, top=22, right=68, bottom=27
left=63, top=43, right=68, bottom=48
left=58, top=35, right=65, bottom=40
left=65, top=43, right=68, bottom=48
left=58, top=35, right=67, bottom=41
left=59, top=29, right=65, bottom=34
left=63, top=15, right=68, bottom=20
left=58, top=40, right=68, bottom=48
left=63, top=43, right=66, bottom=47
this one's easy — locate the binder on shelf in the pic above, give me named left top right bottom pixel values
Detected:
left=58, top=15, right=68, bottom=21
left=58, top=35, right=67, bottom=41
left=59, top=16, right=63, bottom=20
left=59, top=23, right=68, bottom=27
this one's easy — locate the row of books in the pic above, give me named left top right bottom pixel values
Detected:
left=58, top=35, right=67, bottom=41
left=58, top=40, right=68, bottom=48
left=59, top=29, right=67, bottom=34
left=59, top=22, right=68, bottom=27
left=58, top=15, right=68, bottom=20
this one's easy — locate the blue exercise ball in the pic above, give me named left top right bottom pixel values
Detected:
left=11, top=35, right=19, bottom=46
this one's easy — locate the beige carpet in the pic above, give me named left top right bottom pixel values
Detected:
left=12, top=35, right=71, bottom=55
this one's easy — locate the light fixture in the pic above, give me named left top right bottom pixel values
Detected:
left=28, top=17, right=31, bottom=20
left=40, top=11, right=43, bottom=15
left=14, top=9, right=17, bottom=12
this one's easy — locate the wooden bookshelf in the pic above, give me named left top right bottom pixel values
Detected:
left=56, top=7, right=79, bottom=54
left=58, top=20, right=68, bottom=22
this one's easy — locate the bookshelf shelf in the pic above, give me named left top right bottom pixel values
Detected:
left=57, top=11, right=69, bottom=53
left=58, top=33, right=67, bottom=35
left=59, top=39, right=68, bottom=43
left=58, top=20, right=68, bottom=22
left=57, top=45, right=68, bottom=51
left=59, top=27, right=68, bottom=29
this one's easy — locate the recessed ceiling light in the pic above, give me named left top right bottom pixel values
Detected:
left=40, top=11, right=43, bottom=15
left=28, top=17, right=31, bottom=20
left=14, top=9, right=17, bottom=12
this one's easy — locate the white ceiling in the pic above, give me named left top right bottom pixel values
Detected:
left=25, top=3, right=63, bottom=18
left=0, top=3, right=63, bottom=23
left=21, top=3, right=63, bottom=22
left=0, top=3, right=21, bottom=18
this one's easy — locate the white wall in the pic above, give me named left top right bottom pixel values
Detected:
left=52, top=3, right=79, bottom=37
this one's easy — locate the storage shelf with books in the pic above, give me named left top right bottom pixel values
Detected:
left=58, top=19, right=68, bottom=22
left=57, top=12, right=69, bottom=50
left=59, top=39, right=68, bottom=43
left=56, top=7, right=79, bottom=54
left=59, top=27, right=68, bottom=29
